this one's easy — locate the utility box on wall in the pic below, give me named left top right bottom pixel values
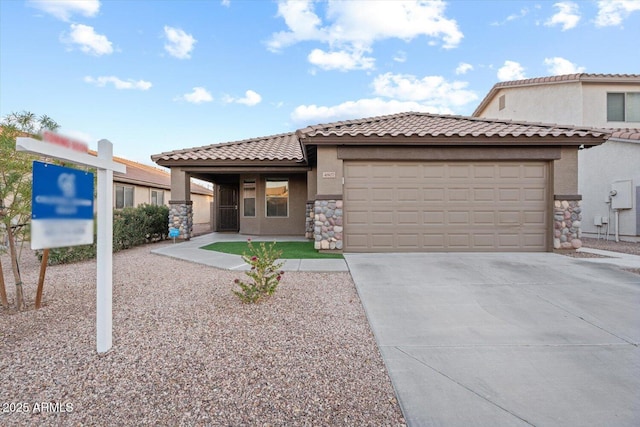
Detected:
left=611, top=180, right=633, bottom=210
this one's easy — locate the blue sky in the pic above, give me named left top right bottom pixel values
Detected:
left=1, top=0, right=639, bottom=165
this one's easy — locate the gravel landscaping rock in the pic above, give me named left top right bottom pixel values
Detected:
left=1, top=243, right=405, bottom=426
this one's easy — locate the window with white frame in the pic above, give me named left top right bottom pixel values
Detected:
left=151, top=190, right=164, bottom=206
left=243, top=180, right=256, bottom=217
left=115, top=185, right=134, bottom=209
left=607, top=92, right=640, bottom=122
left=265, top=179, right=288, bottom=217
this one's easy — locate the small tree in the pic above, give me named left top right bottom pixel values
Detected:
left=0, top=111, right=59, bottom=310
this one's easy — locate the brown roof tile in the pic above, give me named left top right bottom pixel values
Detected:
left=89, top=150, right=211, bottom=195
left=298, top=111, right=610, bottom=140
left=151, top=132, right=304, bottom=163
left=473, top=73, right=640, bottom=117
left=609, top=129, right=640, bottom=141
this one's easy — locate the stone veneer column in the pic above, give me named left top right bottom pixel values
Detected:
left=312, top=199, right=343, bottom=250
left=553, top=195, right=582, bottom=249
left=169, top=200, right=193, bottom=240
left=305, top=201, right=315, bottom=239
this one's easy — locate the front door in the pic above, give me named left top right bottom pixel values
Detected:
left=218, top=185, right=239, bottom=231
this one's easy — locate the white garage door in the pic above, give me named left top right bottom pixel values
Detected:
left=344, top=161, right=549, bottom=252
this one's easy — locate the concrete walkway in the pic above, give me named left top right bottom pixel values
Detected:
left=151, top=232, right=349, bottom=272
left=577, top=246, right=640, bottom=269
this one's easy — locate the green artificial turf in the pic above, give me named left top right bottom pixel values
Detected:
left=201, top=241, right=344, bottom=259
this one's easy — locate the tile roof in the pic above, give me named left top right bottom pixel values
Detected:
left=298, top=111, right=610, bottom=139
left=609, top=129, right=640, bottom=142
left=473, top=73, right=640, bottom=117
left=89, top=150, right=211, bottom=195
left=151, top=132, right=304, bottom=163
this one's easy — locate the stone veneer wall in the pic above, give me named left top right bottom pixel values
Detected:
left=553, top=196, right=582, bottom=249
left=169, top=200, right=193, bottom=240
left=312, top=199, right=343, bottom=250
left=305, top=202, right=314, bottom=239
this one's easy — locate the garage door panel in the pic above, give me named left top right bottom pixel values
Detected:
left=448, top=188, right=470, bottom=201
left=424, top=211, right=445, bottom=224
left=524, top=188, right=546, bottom=201
left=398, top=211, right=419, bottom=224
left=498, top=188, right=521, bottom=201
left=473, top=188, right=495, bottom=201
left=447, top=211, right=470, bottom=224
left=344, top=187, right=369, bottom=201
left=371, top=211, right=393, bottom=225
left=344, top=161, right=548, bottom=252
left=397, top=188, right=419, bottom=201
left=448, top=165, right=471, bottom=178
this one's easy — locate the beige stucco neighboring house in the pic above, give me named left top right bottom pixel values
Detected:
left=152, top=112, right=608, bottom=252
left=473, top=73, right=640, bottom=242
left=103, top=153, right=213, bottom=229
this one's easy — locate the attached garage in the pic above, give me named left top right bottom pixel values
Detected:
left=344, top=160, right=549, bottom=252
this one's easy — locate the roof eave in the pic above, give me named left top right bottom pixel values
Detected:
left=299, top=134, right=607, bottom=147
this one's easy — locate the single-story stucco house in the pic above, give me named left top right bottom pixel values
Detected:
left=151, top=112, right=610, bottom=252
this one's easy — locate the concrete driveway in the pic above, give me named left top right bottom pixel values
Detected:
left=345, top=253, right=640, bottom=426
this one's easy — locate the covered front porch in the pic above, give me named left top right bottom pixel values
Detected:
left=151, top=132, right=312, bottom=240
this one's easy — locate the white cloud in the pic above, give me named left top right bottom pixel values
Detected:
left=268, top=0, right=462, bottom=70
left=63, top=24, right=113, bottom=56
left=372, top=73, right=477, bottom=107
left=221, top=0, right=230, bottom=6
left=291, top=98, right=449, bottom=124
left=545, top=2, right=580, bottom=30
left=544, top=57, right=585, bottom=75
left=491, top=7, right=529, bottom=26
left=308, top=47, right=375, bottom=71
left=240, top=90, right=262, bottom=106
left=28, top=0, right=100, bottom=22
left=84, top=76, right=152, bottom=90
left=595, top=0, right=640, bottom=27
left=177, top=87, right=213, bottom=104
left=393, top=50, right=407, bottom=63
left=497, top=60, right=526, bottom=81
left=227, top=90, right=263, bottom=106
left=455, top=62, right=473, bottom=75
left=164, top=26, right=196, bottom=59
left=291, top=72, right=478, bottom=124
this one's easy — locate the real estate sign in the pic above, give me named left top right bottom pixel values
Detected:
left=31, top=161, right=94, bottom=250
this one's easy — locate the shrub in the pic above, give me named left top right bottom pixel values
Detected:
left=233, top=239, right=285, bottom=303
left=39, top=204, right=170, bottom=265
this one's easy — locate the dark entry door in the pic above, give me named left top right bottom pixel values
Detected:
left=218, top=185, right=239, bottom=231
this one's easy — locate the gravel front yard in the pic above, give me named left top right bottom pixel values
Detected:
left=1, top=243, right=405, bottom=426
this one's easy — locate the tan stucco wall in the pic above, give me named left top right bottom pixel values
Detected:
left=192, top=193, right=213, bottom=224
left=581, top=83, right=640, bottom=128
left=478, top=81, right=640, bottom=128
left=239, top=173, right=306, bottom=236
left=579, top=140, right=639, bottom=239
left=316, top=146, right=343, bottom=196
left=478, top=83, right=583, bottom=125
left=553, top=147, right=578, bottom=195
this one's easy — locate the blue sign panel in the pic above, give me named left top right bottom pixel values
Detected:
left=31, top=161, right=94, bottom=249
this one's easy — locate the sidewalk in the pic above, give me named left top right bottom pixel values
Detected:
left=577, top=247, right=640, bottom=269
left=151, top=233, right=349, bottom=272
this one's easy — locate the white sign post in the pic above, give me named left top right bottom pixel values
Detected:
left=16, top=135, right=126, bottom=353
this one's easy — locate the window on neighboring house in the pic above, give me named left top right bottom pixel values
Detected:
left=498, top=94, right=506, bottom=111
left=243, top=180, right=256, bottom=217
left=607, top=92, right=640, bottom=122
left=151, top=190, right=164, bottom=206
left=115, top=185, right=134, bottom=209
left=265, top=179, right=288, bottom=217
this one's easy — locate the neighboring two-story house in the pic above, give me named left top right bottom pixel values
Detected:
left=473, top=73, right=640, bottom=242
